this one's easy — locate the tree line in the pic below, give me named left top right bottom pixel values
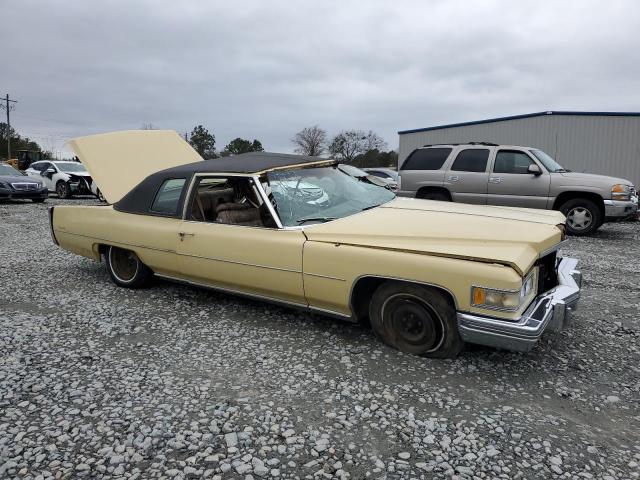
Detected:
left=186, top=124, right=397, bottom=168
left=0, top=123, right=50, bottom=160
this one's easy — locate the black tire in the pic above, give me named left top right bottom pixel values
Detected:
left=106, top=246, right=153, bottom=288
left=369, top=282, right=463, bottom=358
left=559, top=198, right=602, bottom=236
left=97, top=189, right=106, bottom=203
left=418, top=190, right=450, bottom=201
left=56, top=181, right=71, bottom=199
left=31, top=198, right=46, bottom=203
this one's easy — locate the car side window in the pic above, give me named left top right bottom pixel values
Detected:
left=401, top=148, right=452, bottom=170
left=451, top=149, right=489, bottom=172
left=150, top=178, right=186, bottom=215
left=494, top=150, right=535, bottom=174
left=188, top=176, right=276, bottom=228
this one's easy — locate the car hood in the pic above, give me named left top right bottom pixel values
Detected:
left=304, top=197, right=565, bottom=276
left=68, top=130, right=203, bottom=203
left=554, top=171, right=634, bottom=187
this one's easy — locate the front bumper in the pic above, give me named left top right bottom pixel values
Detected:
left=457, top=257, right=582, bottom=352
left=0, top=187, right=49, bottom=200
left=604, top=196, right=638, bottom=220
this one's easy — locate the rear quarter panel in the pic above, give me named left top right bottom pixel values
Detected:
left=53, top=205, right=181, bottom=276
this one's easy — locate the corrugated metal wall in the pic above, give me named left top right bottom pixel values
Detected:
left=398, top=114, right=640, bottom=187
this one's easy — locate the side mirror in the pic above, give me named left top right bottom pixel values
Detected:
left=528, top=164, right=542, bottom=176
left=46, top=168, right=56, bottom=174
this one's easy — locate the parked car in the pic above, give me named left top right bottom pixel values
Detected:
left=26, top=160, right=95, bottom=199
left=0, top=161, right=48, bottom=202
left=397, top=143, right=638, bottom=235
left=363, top=168, right=399, bottom=190
left=49, top=130, right=581, bottom=358
left=338, top=164, right=396, bottom=190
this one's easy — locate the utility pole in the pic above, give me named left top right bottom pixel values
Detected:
left=1, top=94, right=18, bottom=161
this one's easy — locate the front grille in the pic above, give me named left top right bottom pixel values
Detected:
left=11, top=182, right=40, bottom=191
left=536, top=251, right=559, bottom=294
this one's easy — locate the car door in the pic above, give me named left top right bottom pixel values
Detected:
left=443, top=148, right=490, bottom=205
left=37, top=162, right=56, bottom=191
left=486, top=149, right=551, bottom=208
left=25, top=162, right=41, bottom=180
left=176, top=175, right=307, bottom=306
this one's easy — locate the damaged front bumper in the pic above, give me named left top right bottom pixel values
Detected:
left=457, top=257, right=582, bottom=352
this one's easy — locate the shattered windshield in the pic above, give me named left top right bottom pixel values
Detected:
left=265, top=165, right=395, bottom=226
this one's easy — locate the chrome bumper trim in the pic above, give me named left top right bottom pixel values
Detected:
left=457, top=257, right=581, bottom=352
left=604, top=197, right=638, bottom=218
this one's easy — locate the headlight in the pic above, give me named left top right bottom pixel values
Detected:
left=472, top=273, right=536, bottom=312
left=0, top=181, right=9, bottom=189
left=611, top=184, right=631, bottom=201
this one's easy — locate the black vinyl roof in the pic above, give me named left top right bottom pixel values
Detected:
left=114, top=152, right=335, bottom=217
left=160, top=151, right=333, bottom=176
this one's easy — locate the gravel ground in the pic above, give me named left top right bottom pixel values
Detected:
left=1, top=197, right=639, bottom=480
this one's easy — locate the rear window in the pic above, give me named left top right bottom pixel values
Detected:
left=401, top=148, right=451, bottom=171
left=151, top=178, right=186, bottom=215
left=451, top=149, right=489, bottom=172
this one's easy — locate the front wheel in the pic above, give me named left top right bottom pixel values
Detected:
left=560, top=198, right=602, bottom=236
left=56, top=181, right=71, bottom=199
left=106, top=246, right=153, bottom=288
left=369, top=282, right=463, bottom=358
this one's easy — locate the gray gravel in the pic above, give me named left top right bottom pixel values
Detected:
left=1, top=197, right=639, bottom=479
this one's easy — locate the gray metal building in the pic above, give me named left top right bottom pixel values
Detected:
left=398, top=111, right=640, bottom=187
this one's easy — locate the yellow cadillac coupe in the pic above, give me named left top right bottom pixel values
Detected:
left=50, top=130, right=582, bottom=358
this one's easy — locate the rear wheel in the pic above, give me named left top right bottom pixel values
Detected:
left=369, top=282, right=463, bottom=358
left=560, top=198, right=602, bottom=236
left=418, top=190, right=450, bottom=201
left=106, top=246, right=152, bottom=288
left=56, top=181, right=71, bottom=199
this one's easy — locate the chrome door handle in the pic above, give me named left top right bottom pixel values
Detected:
left=489, top=177, right=502, bottom=184
left=178, top=232, right=195, bottom=240
left=447, top=175, right=460, bottom=182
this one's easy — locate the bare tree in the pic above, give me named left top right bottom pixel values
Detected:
left=141, top=123, right=157, bottom=130
left=292, top=125, right=327, bottom=156
left=328, top=129, right=387, bottom=163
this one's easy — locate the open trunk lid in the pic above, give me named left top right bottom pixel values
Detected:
left=68, top=130, right=203, bottom=204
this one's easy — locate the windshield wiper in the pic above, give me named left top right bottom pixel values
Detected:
left=296, top=216, right=337, bottom=225
left=361, top=203, right=382, bottom=212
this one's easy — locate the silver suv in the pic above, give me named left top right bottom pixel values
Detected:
left=398, top=142, right=638, bottom=235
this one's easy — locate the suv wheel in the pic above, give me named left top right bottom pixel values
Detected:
left=56, top=181, right=71, bottom=199
left=418, top=191, right=450, bottom=201
left=560, top=198, right=602, bottom=236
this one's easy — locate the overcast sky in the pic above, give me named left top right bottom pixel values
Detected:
left=2, top=0, right=640, bottom=156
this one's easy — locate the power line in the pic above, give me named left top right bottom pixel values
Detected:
left=0, top=94, right=18, bottom=159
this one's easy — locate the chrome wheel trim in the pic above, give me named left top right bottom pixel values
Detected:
left=381, top=293, right=445, bottom=353
left=108, top=247, right=139, bottom=283
left=566, top=207, right=593, bottom=231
